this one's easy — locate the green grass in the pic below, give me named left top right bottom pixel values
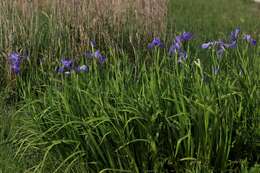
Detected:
left=170, top=0, right=260, bottom=33
left=0, top=0, right=260, bottom=172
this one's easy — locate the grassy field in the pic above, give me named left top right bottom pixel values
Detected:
left=0, top=0, right=260, bottom=172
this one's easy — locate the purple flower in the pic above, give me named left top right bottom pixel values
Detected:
left=230, top=28, right=240, bottom=42
left=93, top=50, right=107, bottom=64
left=201, top=42, right=214, bottom=49
left=244, top=35, right=252, bottom=41
left=226, top=41, right=237, bottom=49
left=243, top=34, right=256, bottom=46
left=99, top=56, right=107, bottom=64
left=9, top=52, right=20, bottom=64
left=56, top=58, right=74, bottom=74
left=174, top=32, right=193, bottom=43
left=8, top=52, right=21, bottom=74
left=56, top=66, right=65, bottom=73
left=224, top=28, right=240, bottom=48
left=94, top=50, right=102, bottom=59
left=61, top=59, right=73, bottom=69
left=148, top=37, right=164, bottom=49
left=11, top=64, right=20, bottom=74
left=83, top=50, right=108, bottom=64
left=216, top=40, right=226, bottom=49
left=169, top=42, right=188, bottom=62
left=152, top=38, right=162, bottom=46
left=175, top=35, right=182, bottom=43
left=216, top=41, right=227, bottom=57
left=251, top=40, right=257, bottom=46
left=169, top=42, right=181, bottom=56
left=202, top=40, right=228, bottom=57
left=147, top=43, right=154, bottom=49
left=169, top=32, right=192, bottom=60
left=201, top=41, right=218, bottom=49
left=181, top=32, right=193, bottom=41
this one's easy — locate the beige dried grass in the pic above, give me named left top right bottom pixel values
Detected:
left=14, top=0, right=167, bottom=34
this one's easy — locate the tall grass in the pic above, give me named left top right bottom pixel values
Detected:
left=12, top=39, right=260, bottom=172
left=14, top=0, right=167, bottom=38
left=0, top=0, right=260, bottom=172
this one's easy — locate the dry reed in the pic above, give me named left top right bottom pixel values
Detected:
left=14, top=0, right=167, bottom=35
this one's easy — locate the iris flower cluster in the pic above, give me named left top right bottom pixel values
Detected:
left=243, top=34, right=257, bottom=46
left=93, top=50, right=107, bottom=64
left=147, top=37, right=164, bottom=49
left=201, top=28, right=256, bottom=57
left=147, top=32, right=193, bottom=63
left=8, top=29, right=257, bottom=76
left=56, top=58, right=89, bottom=75
left=8, top=52, right=29, bottom=74
left=84, top=50, right=107, bottom=64
left=168, top=32, right=193, bottom=62
left=56, top=41, right=107, bottom=75
left=84, top=40, right=107, bottom=64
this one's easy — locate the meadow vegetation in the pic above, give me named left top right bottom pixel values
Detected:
left=0, top=0, right=260, bottom=172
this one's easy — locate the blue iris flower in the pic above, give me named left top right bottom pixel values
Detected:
left=230, top=28, right=240, bottom=42
left=148, top=37, right=164, bottom=49
left=57, top=58, right=89, bottom=74
left=201, top=40, right=228, bottom=57
left=98, top=56, right=107, bottom=64
left=201, top=42, right=215, bottom=49
left=56, top=66, right=65, bottom=73
left=11, top=64, right=20, bottom=74
left=181, top=32, right=193, bottom=41
left=94, top=50, right=102, bottom=59
left=226, top=41, right=237, bottom=49
left=202, top=28, right=242, bottom=57
left=8, top=52, right=21, bottom=74
left=243, top=34, right=257, bottom=46
left=169, top=42, right=181, bottom=55
left=9, top=52, right=20, bottom=64
left=93, top=50, right=107, bottom=64
left=84, top=49, right=107, bottom=64
left=226, top=28, right=240, bottom=48
left=56, top=58, right=73, bottom=74
left=216, top=41, right=227, bottom=57
left=61, top=59, right=73, bottom=69
left=169, top=32, right=193, bottom=62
